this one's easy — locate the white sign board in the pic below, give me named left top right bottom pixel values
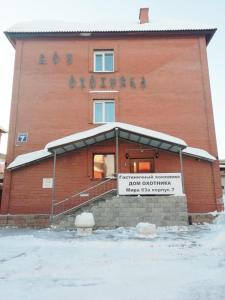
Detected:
left=118, top=173, right=183, bottom=196
left=42, top=178, right=53, bottom=189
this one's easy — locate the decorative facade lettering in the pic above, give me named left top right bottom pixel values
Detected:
left=38, top=54, right=47, bottom=64
left=37, top=54, right=148, bottom=90
left=66, top=75, right=147, bottom=89
left=80, top=77, right=85, bottom=88
left=100, top=77, right=106, bottom=88
left=68, top=75, right=76, bottom=89
left=52, top=52, right=60, bottom=64
left=66, top=53, right=73, bottom=65
left=109, top=78, right=116, bottom=89
left=130, top=77, right=136, bottom=88
left=119, top=76, right=126, bottom=88
left=89, top=75, right=96, bottom=89
left=140, top=76, right=147, bottom=89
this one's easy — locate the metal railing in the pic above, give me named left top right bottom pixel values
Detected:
left=52, top=178, right=117, bottom=218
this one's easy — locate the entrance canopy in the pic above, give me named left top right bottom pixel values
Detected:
left=7, top=122, right=216, bottom=170
left=45, top=122, right=187, bottom=155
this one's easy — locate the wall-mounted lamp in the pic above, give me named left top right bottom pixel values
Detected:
left=155, top=150, right=159, bottom=158
left=125, top=153, right=129, bottom=159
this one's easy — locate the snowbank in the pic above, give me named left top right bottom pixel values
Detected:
left=75, top=212, right=95, bottom=228
left=136, top=222, right=157, bottom=238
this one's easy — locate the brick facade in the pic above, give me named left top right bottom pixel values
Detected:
left=1, top=16, right=223, bottom=220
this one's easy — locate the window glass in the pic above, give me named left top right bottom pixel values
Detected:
left=95, top=54, right=103, bottom=72
left=130, top=159, right=154, bottom=173
left=105, top=53, right=113, bottom=71
left=93, top=154, right=115, bottom=179
left=139, top=162, right=151, bottom=173
left=94, top=101, right=115, bottom=123
left=94, top=51, right=114, bottom=72
left=105, top=102, right=115, bottom=122
left=95, top=103, right=103, bottom=123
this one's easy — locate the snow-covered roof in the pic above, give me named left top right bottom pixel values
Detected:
left=182, top=147, right=216, bottom=162
left=5, top=20, right=216, bottom=47
left=45, top=122, right=187, bottom=155
left=7, top=150, right=52, bottom=170
left=7, top=125, right=217, bottom=170
left=5, top=20, right=216, bottom=34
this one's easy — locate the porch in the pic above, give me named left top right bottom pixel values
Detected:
left=6, top=122, right=217, bottom=223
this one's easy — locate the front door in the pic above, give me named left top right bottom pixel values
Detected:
left=130, top=159, right=154, bottom=173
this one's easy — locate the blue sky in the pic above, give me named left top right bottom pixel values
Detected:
left=0, top=0, right=224, bottom=158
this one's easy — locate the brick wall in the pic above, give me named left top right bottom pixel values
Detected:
left=1, top=34, right=222, bottom=214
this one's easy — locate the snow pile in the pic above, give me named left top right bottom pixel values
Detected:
left=75, top=212, right=95, bottom=236
left=136, top=222, right=157, bottom=238
left=213, top=211, right=225, bottom=225
left=206, top=212, right=225, bottom=249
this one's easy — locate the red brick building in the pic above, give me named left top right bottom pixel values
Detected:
left=1, top=8, right=223, bottom=226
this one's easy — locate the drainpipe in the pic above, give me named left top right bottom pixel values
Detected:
left=51, top=150, right=57, bottom=222
left=115, top=128, right=119, bottom=195
left=179, top=149, right=185, bottom=194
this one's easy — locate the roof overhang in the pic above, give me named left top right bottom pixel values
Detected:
left=5, top=29, right=216, bottom=48
left=7, top=150, right=52, bottom=170
left=4, top=19, right=217, bottom=47
left=7, top=123, right=216, bottom=170
left=182, top=147, right=216, bottom=162
left=45, top=122, right=187, bottom=155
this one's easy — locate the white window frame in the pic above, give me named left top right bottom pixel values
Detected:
left=93, top=50, right=114, bottom=72
left=93, top=100, right=115, bottom=124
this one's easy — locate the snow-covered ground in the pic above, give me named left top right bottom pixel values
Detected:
left=0, top=215, right=225, bottom=300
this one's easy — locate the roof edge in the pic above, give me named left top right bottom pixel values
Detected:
left=182, top=147, right=216, bottom=162
left=5, top=28, right=216, bottom=48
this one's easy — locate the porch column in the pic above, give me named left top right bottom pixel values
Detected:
left=50, top=150, right=57, bottom=221
left=115, top=128, right=119, bottom=195
left=179, top=149, right=185, bottom=194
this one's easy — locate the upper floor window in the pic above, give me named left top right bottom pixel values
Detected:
left=94, top=50, right=114, bottom=72
left=93, top=100, right=115, bottom=124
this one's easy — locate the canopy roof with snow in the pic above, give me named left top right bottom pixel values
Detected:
left=45, top=122, right=187, bottom=155
left=5, top=19, right=216, bottom=47
left=182, top=147, right=216, bottom=162
left=7, top=123, right=216, bottom=170
left=7, top=150, right=52, bottom=170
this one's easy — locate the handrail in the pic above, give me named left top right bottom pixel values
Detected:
left=52, top=177, right=117, bottom=217
left=54, top=188, right=116, bottom=218
left=55, top=177, right=115, bottom=206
